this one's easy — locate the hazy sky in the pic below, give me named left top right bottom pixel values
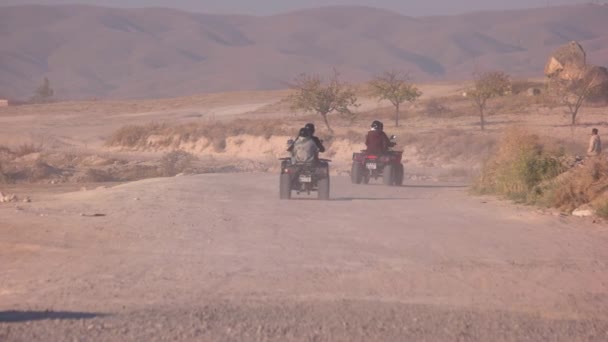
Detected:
left=0, top=0, right=589, bottom=16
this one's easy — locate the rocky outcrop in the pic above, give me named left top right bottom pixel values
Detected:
left=545, top=41, right=587, bottom=80
left=545, top=41, right=608, bottom=101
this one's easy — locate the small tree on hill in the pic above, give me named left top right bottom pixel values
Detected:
left=287, top=69, right=358, bottom=133
left=369, top=70, right=422, bottom=127
left=468, top=71, right=511, bottom=130
left=31, top=77, right=54, bottom=104
left=549, top=72, right=605, bottom=126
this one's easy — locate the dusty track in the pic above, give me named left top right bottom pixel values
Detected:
left=2, top=174, right=608, bottom=340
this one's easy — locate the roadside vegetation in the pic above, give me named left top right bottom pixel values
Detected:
left=473, top=128, right=608, bottom=215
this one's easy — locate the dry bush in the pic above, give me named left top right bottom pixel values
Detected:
left=107, top=119, right=288, bottom=152
left=543, top=157, right=608, bottom=212
left=401, top=129, right=496, bottom=163
left=113, top=164, right=164, bottom=182
left=77, top=168, right=115, bottom=183
left=595, top=199, right=608, bottom=218
left=490, top=93, right=556, bottom=114
left=159, top=150, right=198, bottom=176
left=0, top=145, right=13, bottom=157
left=27, top=159, right=62, bottom=182
left=106, top=123, right=166, bottom=148
left=424, top=98, right=458, bottom=118
left=15, top=142, right=44, bottom=157
left=473, top=128, right=567, bottom=203
left=0, top=161, right=8, bottom=184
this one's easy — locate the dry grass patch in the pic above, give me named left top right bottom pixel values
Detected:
left=14, top=142, right=44, bottom=157
left=159, top=150, right=198, bottom=176
left=401, top=128, right=497, bottom=163
left=473, top=128, right=567, bottom=203
left=107, top=119, right=289, bottom=151
left=544, top=157, right=608, bottom=212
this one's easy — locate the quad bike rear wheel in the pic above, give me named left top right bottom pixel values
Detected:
left=383, top=165, right=394, bottom=186
left=395, top=163, right=404, bottom=186
left=350, top=163, right=363, bottom=184
left=279, top=173, right=291, bottom=199
left=318, top=176, right=330, bottom=200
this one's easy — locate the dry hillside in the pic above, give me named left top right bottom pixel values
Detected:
left=1, top=4, right=608, bottom=100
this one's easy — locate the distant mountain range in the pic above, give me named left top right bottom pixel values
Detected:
left=1, top=4, right=607, bottom=100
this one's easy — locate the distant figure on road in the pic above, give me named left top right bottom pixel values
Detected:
left=587, top=128, right=602, bottom=157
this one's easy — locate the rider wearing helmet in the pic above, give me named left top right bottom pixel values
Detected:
left=288, top=123, right=325, bottom=153
left=304, top=123, right=325, bottom=153
left=290, top=126, right=319, bottom=164
left=365, top=120, right=393, bottom=154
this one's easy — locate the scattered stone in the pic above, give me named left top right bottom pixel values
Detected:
left=22, top=196, right=31, bottom=203
left=80, top=213, right=106, bottom=217
left=572, top=205, right=595, bottom=217
left=0, top=192, right=18, bottom=203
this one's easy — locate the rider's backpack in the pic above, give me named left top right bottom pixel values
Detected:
left=292, top=137, right=319, bottom=163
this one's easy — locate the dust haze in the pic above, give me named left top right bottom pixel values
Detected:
left=2, top=2, right=608, bottom=341
left=0, top=0, right=590, bottom=15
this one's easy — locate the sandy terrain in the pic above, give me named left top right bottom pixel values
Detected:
left=2, top=80, right=608, bottom=340
left=2, top=174, right=608, bottom=341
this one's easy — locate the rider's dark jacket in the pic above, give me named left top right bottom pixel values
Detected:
left=365, top=130, right=391, bottom=154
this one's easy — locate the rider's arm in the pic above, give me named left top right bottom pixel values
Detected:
left=382, top=132, right=391, bottom=149
left=287, top=137, right=297, bottom=152
left=313, top=137, right=325, bottom=153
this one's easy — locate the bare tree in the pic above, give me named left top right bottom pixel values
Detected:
left=550, top=71, right=605, bottom=126
left=31, top=77, right=54, bottom=104
left=468, top=71, right=511, bottom=130
left=369, top=70, right=422, bottom=127
left=287, top=69, right=358, bottom=133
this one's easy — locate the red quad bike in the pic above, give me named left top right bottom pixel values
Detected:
left=279, top=139, right=331, bottom=200
left=351, top=135, right=404, bottom=186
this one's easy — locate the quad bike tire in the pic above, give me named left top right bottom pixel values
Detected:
left=383, top=165, right=394, bottom=186
left=395, top=163, right=404, bottom=186
left=317, top=176, right=330, bottom=200
left=351, top=163, right=363, bottom=184
left=280, top=160, right=288, bottom=172
left=279, top=173, right=291, bottom=199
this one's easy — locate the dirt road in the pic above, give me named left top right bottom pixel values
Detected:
left=2, top=174, right=608, bottom=341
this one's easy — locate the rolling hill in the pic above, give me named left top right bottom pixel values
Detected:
left=1, top=3, right=607, bottom=100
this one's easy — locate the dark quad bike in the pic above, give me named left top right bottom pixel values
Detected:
left=351, top=135, right=404, bottom=186
left=279, top=158, right=331, bottom=200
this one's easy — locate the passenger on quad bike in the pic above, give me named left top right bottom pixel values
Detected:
left=279, top=126, right=331, bottom=200
left=290, top=127, right=319, bottom=164
left=365, top=120, right=395, bottom=154
left=287, top=123, right=325, bottom=154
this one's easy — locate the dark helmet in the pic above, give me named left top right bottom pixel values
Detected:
left=299, top=127, right=311, bottom=138
left=371, top=120, right=383, bottom=131
left=304, top=123, right=315, bottom=135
